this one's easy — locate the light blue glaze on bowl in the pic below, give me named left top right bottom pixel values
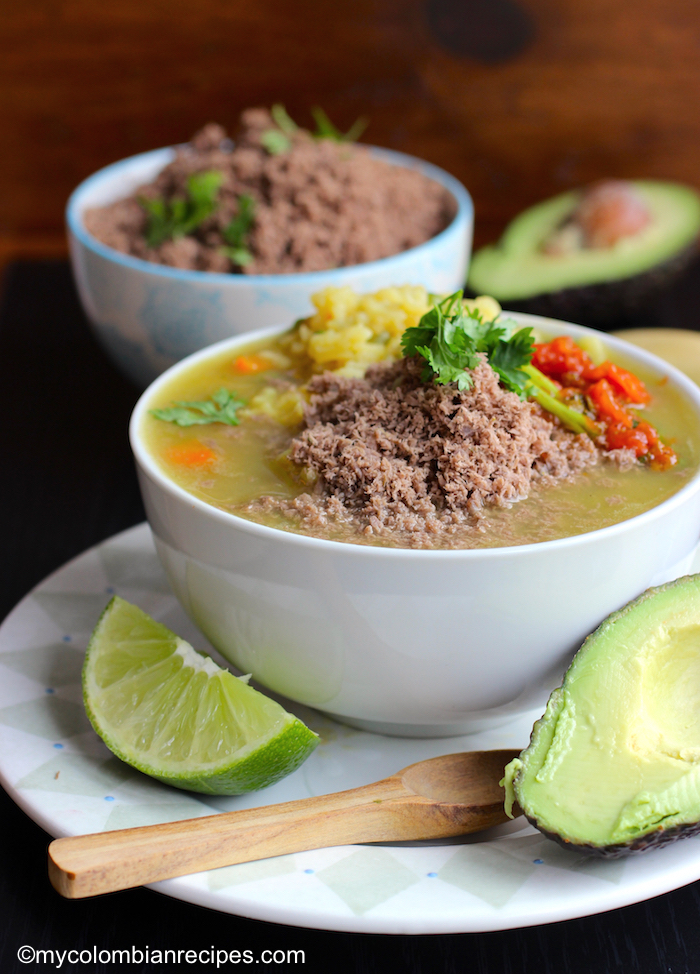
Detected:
left=67, top=145, right=473, bottom=387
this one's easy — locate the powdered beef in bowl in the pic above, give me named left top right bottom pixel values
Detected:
left=130, top=288, right=700, bottom=735
left=68, top=109, right=472, bottom=387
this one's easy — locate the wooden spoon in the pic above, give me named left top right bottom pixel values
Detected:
left=48, top=748, right=521, bottom=899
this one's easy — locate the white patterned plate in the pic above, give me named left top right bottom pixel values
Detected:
left=2, top=523, right=700, bottom=933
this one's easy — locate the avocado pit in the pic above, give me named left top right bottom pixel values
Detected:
left=543, top=180, right=652, bottom=255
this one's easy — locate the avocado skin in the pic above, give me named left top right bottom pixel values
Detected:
left=509, top=575, right=700, bottom=856
left=522, top=815, right=700, bottom=859
left=493, top=244, right=697, bottom=330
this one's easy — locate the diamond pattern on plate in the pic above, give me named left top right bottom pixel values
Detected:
left=0, top=696, right=90, bottom=740
left=16, top=753, right=134, bottom=796
left=0, top=521, right=695, bottom=932
left=503, top=833, right=626, bottom=884
left=0, top=643, right=84, bottom=687
left=208, top=855, right=297, bottom=891
left=99, top=543, right=170, bottom=593
left=574, top=856, right=626, bottom=884
left=105, top=801, right=211, bottom=830
left=32, top=593, right=111, bottom=634
left=438, top=844, right=537, bottom=908
left=316, top=848, right=419, bottom=915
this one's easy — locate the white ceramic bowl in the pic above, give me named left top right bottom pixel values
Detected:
left=129, top=314, right=700, bottom=737
left=67, top=146, right=473, bottom=388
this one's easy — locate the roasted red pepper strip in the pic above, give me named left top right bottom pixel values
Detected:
left=532, top=336, right=591, bottom=379
left=532, top=337, right=676, bottom=469
left=605, top=422, right=653, bottom=456
left=605, top=421, right=676, bottom=470
left=587, top=379, right=634, bottom=428
left=534, top=338, right=651, bottom=404
left=587, top=362, right=651, bottom=403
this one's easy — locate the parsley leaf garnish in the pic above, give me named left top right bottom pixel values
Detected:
left=150, top=388, right=246, bottom=427
left=402, top=294, right=601, bottom=437
left=489, top=326, right=536, bottom=393
left=222, top=194, right=256, bottom=266
left=140, top=171, right=223, bottom=248
left=401, top=292, right=534, bottom=395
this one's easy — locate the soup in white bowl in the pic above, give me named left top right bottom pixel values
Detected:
left=130, top=293, right=700, bottom=735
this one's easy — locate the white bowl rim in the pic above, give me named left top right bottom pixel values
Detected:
left=66, top=144, right=473, bottom=286
left=129, top=311, right=700, bottom=561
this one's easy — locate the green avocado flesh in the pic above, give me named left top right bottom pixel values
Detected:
left=504, top=574, right=700, bottom=854
left=468, top=181, right=700, bottom=301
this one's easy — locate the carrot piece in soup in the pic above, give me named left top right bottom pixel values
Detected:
left=164, top=441, right=216, bottom=467
left=232, top=354, right=273, bottom=374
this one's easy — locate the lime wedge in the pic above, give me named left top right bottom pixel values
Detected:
left=83, top=597, right=319, bottom=795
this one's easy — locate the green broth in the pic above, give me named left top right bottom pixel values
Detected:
left=141, top=334, right=700, bottom=549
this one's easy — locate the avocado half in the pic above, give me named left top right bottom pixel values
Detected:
left=504, top=574, right=700, bottom=857
left=468, top=181, right=700, bottom=328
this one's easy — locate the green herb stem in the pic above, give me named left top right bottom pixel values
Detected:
left=522, top=365, right=599, bottom=437
left=526, top=384, right=599, bottom=438
left=521, top=364, right=560, bottom=397
left=271, top=104, right=299, bottom=135
left=311, top=107, right=368, bottom=143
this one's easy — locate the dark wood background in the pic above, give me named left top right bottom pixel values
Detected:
left=2, top=0, right=700, bottom=266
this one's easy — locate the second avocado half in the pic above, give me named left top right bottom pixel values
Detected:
left=504, top=573, right=700, bottom=857
left=468, top=180, right=700, bottom=329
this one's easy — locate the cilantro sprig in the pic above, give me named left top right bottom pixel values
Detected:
left=260, top=104, right=367, bottom=156
left=401, top=292, right=599, bottom=438
left=140, top=171, right=223, bottom=249
left=310, top=106, right=367, bottom=143
left=401, top=291, right=534, bottom=395
left=150, top=389, right=245, bottom=427
left=222, top=194, right=256, bottom=267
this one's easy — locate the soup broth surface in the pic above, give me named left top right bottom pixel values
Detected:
left=141, top=333, right=700, bottom=549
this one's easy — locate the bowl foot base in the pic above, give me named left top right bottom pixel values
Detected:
left=329, top=712, right=521, bottom=738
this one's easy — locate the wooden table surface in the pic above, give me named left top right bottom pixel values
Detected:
left=3, top=261, right=700, bottom=973
left=4, top=0, right=700, bottom=264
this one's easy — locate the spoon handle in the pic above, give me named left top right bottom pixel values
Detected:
left=48, top=775, right=435, bottom=899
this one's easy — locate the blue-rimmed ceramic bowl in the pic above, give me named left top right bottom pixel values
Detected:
left=67, top=145, right=473, bottom=387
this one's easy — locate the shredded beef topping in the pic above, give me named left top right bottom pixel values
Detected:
left=84, top=110, right=455, bottom=275
left=252, top=357, right=600, bottom=547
